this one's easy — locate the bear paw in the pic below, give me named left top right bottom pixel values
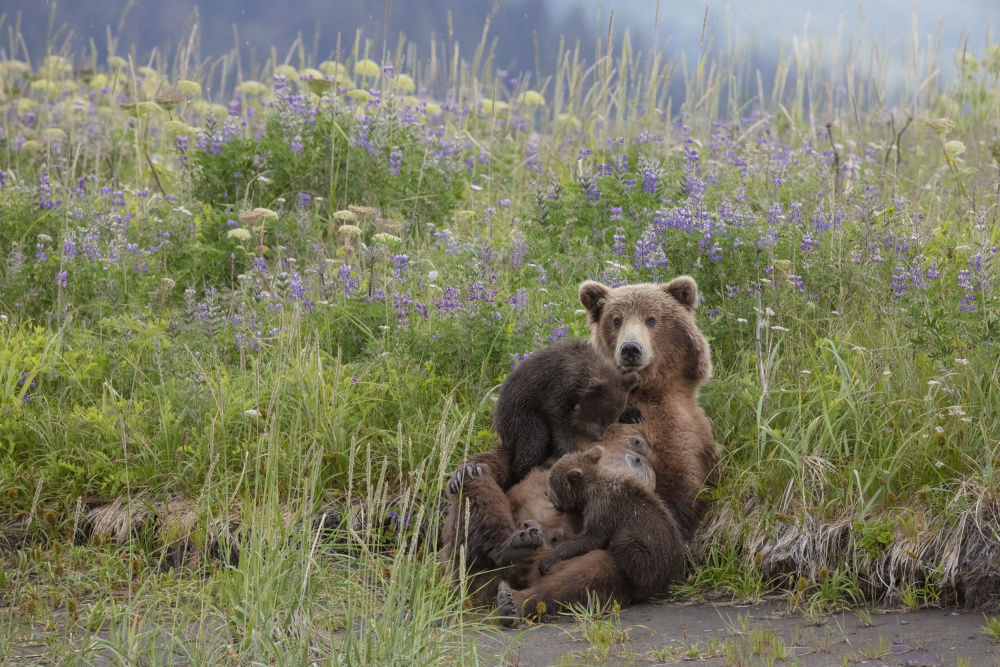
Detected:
left=496, top=581, right=521, bottom=628
left=446, top=463, right=485, bottom=495
left=619, top=404, right=645, bottom=424
left=492, top=520, right=544, bottom=565
left=538, top=555, right=561, bottom=576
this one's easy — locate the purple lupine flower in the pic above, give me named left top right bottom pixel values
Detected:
left=609, top=206, right=623, bottom=221
left=587, top=185, right=601, bottom=202
left=433, top=229, right=459, bottom=253
left=548, top=321, right=569, bottom=343
left=389, top=254, right=409, bottom=280
left=252, top=256, right=267, bottom=274
left=507, top=287, right=528, bottom=312
left=510, top=351, right=533, bottom=369
left=290, top=136, right=304, bottom=153
left=388, top=146, right=403, bottom=175
left=297, top=192, right=310, bottom=208
left=435, top=287, right=463, bottom=317
left=612, top=228, right=627, bottom=256
left=891, top=267, right=908, bottom=300
left=642, top=170, right=657, bottom=194
left=337, top=265, right=359, bottom=297
left=510, top=232, right=526, bottom=269
left=55, top=271, right=67, bottom=287
left=925, top=260, right=941, bottom=280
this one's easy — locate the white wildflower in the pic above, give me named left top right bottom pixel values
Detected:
left=228, top=228, right=252, bottom=242
left=244, top=409, right=261, bottom=417
left=771, top=325, right=789, bottom=331
left=37, top=234, right=53, bottom=243
left=428, top=270, right=439, bottom=281
left=574, top=309, right=587, bottom=315
left=800, top=370, right=812, bottom=374
left=954, top=358, right=969, bottom=365
left=736, top=318, right=748, bottom=323
left=934, top=460, right=945, bottom=468
left=935, top=426, right=945, bottom=434
left=883, top=370, right=891, bottom=376
left=927, top=380, right=940, bottom=386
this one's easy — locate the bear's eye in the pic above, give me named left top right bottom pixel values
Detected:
left=645, top=317, right=656, bottom=328
left=612, top=316, right=623, bottom=329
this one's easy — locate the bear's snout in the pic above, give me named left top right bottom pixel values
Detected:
left=619, top=341, right=643, bottom=365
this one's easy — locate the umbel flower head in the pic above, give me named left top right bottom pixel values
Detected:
left=392, top=74, right=416, bottom=93
left=516, top=90, right=546, bottom=106
left=354, top=59, right=380, bottom=79
left=320, top=61, right=351, bottom=80
left=176, top=80, right=202, bottom=97
left=924, top=117, right=956, bottom=137
left=372, top=232, right=402, bottom=247
left=348, top=205, right=376, bottom=221
left=239, top=208, right=279, bottom=225
left=333, top=210, right=356, bottom=221
left=236, top=80, right=268, bottom=96
left=228, top=228, right=252, bottom=242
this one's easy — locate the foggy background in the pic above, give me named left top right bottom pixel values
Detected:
left=3, top=1, right=996, bottom=80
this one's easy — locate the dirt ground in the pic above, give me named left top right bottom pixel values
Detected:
left=480, top=600, right=1000, bottom=666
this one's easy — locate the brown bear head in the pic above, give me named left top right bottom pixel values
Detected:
left=575, top=370, right=640, bottom=441
left=578, top=277, right=712, bottom=392
left=545, top=441, right=656, bottom=511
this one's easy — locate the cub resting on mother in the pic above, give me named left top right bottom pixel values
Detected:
left=441, top=276, right=720, bottom=613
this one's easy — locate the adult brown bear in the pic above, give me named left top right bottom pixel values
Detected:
left=441, top=276, right=719, bottom=614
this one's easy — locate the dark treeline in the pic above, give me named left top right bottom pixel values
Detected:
left=7, top=0, right=650, bottom=82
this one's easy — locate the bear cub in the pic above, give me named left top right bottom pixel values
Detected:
left=495, top=339, right=639, bottom=486
left=539, top=436, right=682, bottom=600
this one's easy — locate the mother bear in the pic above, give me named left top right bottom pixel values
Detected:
left=441, top=276, right=720, bottom=616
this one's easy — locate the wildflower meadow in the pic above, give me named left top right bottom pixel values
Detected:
left=2, top=13, right=1000, bottom=664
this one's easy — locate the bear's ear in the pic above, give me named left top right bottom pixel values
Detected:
left=661, top=275, right=698, bottom=311
left=579, top=281, right=611, bottom=324
left=566, top=468, right=584, bottom=485
left=621, top=371, right=640, bottom=392
left=584, top=446, right=604, bottom=464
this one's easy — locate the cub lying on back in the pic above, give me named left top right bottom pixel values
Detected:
left=538, top=436, right=683, bottom=599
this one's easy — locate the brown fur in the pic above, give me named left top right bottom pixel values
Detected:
left=441, top=277, right=720, bottom=608
left=493, top=339, right=639, bottom=485
left=537, top=444, right=682, bottom=598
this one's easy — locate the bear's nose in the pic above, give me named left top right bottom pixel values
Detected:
left=620, top=342, right=643, bottom=364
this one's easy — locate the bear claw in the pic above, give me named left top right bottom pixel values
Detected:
left=493, top=520, right=544, bottom=565
left=447, top=464, right=484, bottom=495
left=496, top=581, right=520, bottom=628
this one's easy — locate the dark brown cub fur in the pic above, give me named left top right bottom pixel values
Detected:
left=493, top=339, right=638, bottom=485
left=538, top=440, right=683, bottom=601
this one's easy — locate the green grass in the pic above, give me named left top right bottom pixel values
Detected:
left=1, top=7, right=1000, bottom=663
